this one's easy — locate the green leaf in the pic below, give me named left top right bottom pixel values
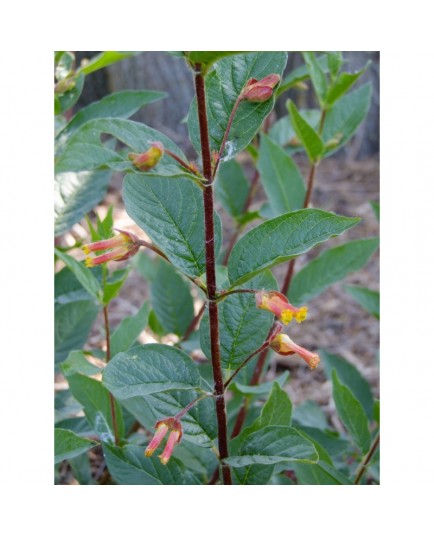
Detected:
left=292, top=401, right=329, bottom=431
left=123, top=174, right=222, bottom=278
left=102, top=344, right=201, bottom=399
left=215, top=159, right=249, bottom=218
left=110, top=301, right=150, bottom=356
left=150, top=260, right=194, bottom=336
left=259, top=382, right=293, bottom=427
left=55, top=249, right=102, bottom=301
left=268, top=109, right=321, bottom=152
left=69, top=453, right=93, bottom=485
left=60, top=90, right=166, bottom=137
left=228, top=209, right=360, bottom=287
left=288, top=238, right=379, bottom=305
left=327, top=52, right=344, bottom=80
left=296, top=426, right=349, bottom=460
left=322, top=83, right=372, bottom=156
left=277, top=54, right=329, bottom=95
left=344, top=285, right=380, bottom=319
left=64, top=372, right=125, bottom=442
left=76, top=51, right=139, bottom=76
left=226, top=426, right=318, bottom=466
left=56, top=118, right=188, bottom=173
left=134, top=252, right=159, bottom=282
left=232, top=372, right=289, bottom=396
left=332, top=370, right=371, bottom=453
left=233, top=464, right=275, bottom=485
left=102, top=268, right=129, bottom=305
left=302, top=52, right=328, bottom=105
left=258, top=133, right=306, bottom=216
left=325, top=66, right=368, bottom=108
left=173, top=442, right=218, bottom=482
left=55, top=74, right=85, bottom=115
left=61, top=350, right=102, bottom=377
left=55, top=417, right=94, bottom=437
left=188, top=52, right=287, bottom=160
left=54, top=428, right=98, bottom=464
left=200, top=271, right=278, bottom=372
left=186, top=51, right=242, bottom=71
left=294, top=460, right=353, bottom=485
left=103, top=443, right=185, bottom=485
left=322, top=351, right=374, bottom=420
left=55, top=300, right=100, bottom=363
left=122, top=390, right=217, bottom=447
left=54, top=170, right=112, bottom=236
left=287, top=100, right=324, bottom=163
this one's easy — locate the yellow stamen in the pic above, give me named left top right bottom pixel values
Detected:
left=295, top=306, right=308, bottom=323
left=84, top=257, right=95, bottom=268
left=280, top=309, right=293, bottom=324
left=81, top=244, right=91, bottom=254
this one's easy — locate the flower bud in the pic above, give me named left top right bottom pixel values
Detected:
left=128, top=142, right=164, bottom=171
left=255, top=290, right=308, bottom=324
left=240, top=74, right=281, bottom=102
left=82, top=229, right=140, bottom=267
left=270, top=333, right=320, bottom=370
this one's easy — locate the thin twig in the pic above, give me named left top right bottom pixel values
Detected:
left=354, top=433, right=380, bottom=484
left=103, top=305, right=120, bottom=446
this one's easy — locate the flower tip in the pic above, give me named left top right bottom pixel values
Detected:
left=81, top=244, right=91, bottom=254
left=280, top=309, right=294, bottom=324
left=84, top=257, right=95, bottom=268
left=158, top=454, right=170, bottom=465
left=308, top=354, right=321, bottom=370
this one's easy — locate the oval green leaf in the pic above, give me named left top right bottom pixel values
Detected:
left=228, top=209, right=360, bottom=287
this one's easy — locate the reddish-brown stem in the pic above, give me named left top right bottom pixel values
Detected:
left=103, top=305, right=120, bottom=446
left=164, top=148, right=201, bottom=177
left=223, top=342, right=270, bottom=389
left=280, top=108, right=327, bottom=296
left=137, top=239, right=169, bottom=260
left=213, top=96, right=243, bottom=179
left=181, top=302, right=206, bottom=342
left=195, top=68, right=232, bottom=485
left=354, top=433, right=380, bottom=484
left=173, top=394, right=208, bottom=421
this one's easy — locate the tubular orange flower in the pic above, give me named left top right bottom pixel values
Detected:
left=270, top=333, right=320, bottom=370
left=128, top=141, right=164, bottom=171
left=255, top=290, right=308, bottom=324
left=145, top=417, right=183, bottom=465
left=240, top=74, right=281, bottom=102
left=82, top=229, right=140, bottom=267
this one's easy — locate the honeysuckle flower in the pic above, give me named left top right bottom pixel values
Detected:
left=270, top=333, right=320, bottom=370
left=128, top=141, right=164, bottom=171
left=145, top=417, right=183, bottom=465
left=82, top=229, right=140, bottom=267
left=255, top=290, right=308, bottom=324
left=240, top=74, right=281, bottom=102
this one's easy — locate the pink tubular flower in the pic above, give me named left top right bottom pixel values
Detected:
left=82, top=229, right=140, bottom=267
left=128, top=141, right=164, bottom=171
left=240, top=74, right=281, bottom=102
left=270, top=333, right=320, bottom=370
left=145, top=417, right=183, bottom=465
left=255, top=290, right=308, bottom=324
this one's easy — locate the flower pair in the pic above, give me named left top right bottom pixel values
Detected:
left=82, top=229, right=140, bottom=267
left=257, top=291, right=319, bottom=370
left=145, top=417, right=183, bottom=465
